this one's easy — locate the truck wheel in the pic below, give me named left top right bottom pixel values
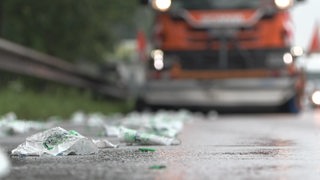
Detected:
left=283, top=94, right=301, bottom=114
left=135, top=98, right=146, bottom=112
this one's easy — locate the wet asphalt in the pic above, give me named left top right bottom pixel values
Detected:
left=2, top=109, right=320, bottom=180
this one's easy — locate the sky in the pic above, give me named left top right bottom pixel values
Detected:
left=291, top=0, right=320, bottom=71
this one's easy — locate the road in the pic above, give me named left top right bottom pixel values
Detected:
left=2, top=109, right=320, bottom=180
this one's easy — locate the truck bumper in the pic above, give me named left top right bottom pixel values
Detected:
left=141, top=77, right=296, bottom=107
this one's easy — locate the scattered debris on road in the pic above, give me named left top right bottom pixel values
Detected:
left=0, top=147, right=11, bottom=178
left=119, top=110, right=192, bottom=138
left=70, top=111, right=107, bottom=127
left=70, top=109, right=195, bottom=138
left=2, top=109, right=200, bottom=157
left=119, top=127, right=181, bottom=146
left=149, top=165, right=166, bottom=170
left=92, top=139, right=118, bottom=148
left=11, top=127, right=116, bottom=156
left=0, top=112, right=54, bottom=137
left=104, top=125, right=120, bottom=137
left=68, top=110, right=194, bottom=146
left=139, top=147, right=156, bottom=152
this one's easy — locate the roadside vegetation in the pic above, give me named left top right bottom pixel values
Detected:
left=0, top=1, right=141, bottom=119
left=0, top=0, right=139, bottom=63
left=0, top=73, right=133, bottom=120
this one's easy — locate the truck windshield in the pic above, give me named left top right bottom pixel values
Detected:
left=175, top=0, right=262, bottom=10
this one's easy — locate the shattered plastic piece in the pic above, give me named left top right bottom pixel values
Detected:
left=0, top=112, right=51, bottom=137
left=207, top=110, right=219, bottom=120
left=70, top=111, right=107, bottom=127
left=86, top=113, right=107, bottom=127
left=70, top=110, right=193, bottom=139
left=0, top=147, right=11, bottom=178
left=119, top=127, right=181, bottom=146
left=149, top=165, right=166, bottom=169
left=11, top=127, right=98, bottom=156
left=70, top=111, right=87, bottom=125
left=104, top=125, right=120, bottom=137
left=139, top=147, right=156, bottom=152
left=92, top=139, right=118, bottom=148
left=119, top=110, right=193, bottom=138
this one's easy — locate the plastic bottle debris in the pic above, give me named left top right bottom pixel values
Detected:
left=69, top=110, right=196, bottom=140
left=119, top=110, right=193, bottom=138
left=104, top=125, right=120, bottom=137
left=11, top=127, right=99, bottom=156
left=0, top=112, right=52, bottom=137
left=149, top=165, right=166, bottom=169
left=139, top=147, right=156, bottom=152
left=0, top=147, right=11, bottom=178
left=119, top=127, right=181, bottom=146
left=70, top=111, right=87, bottom=125
left=70, top=111, right=108, bottom=127
left=92, top=139, right=118, bottom=148
left=69, top=110, right=196, bottom=146
left=207, top=110, right=219, bottom=120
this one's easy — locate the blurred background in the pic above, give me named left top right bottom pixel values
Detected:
left=291, top=0, right=320, bottom=109
left=0, top=0, right=143, bottom=119
left=0, top=0, right=319, bottom=119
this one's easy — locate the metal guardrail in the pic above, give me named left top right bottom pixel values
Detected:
left=0, top=38, right=127, bottom=99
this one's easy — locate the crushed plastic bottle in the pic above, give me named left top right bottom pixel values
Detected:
left=11, top=127, right=99, bottom=156
left=119, top=127, right=181, bottom=146
left=0, top=147, right=11, bottom=178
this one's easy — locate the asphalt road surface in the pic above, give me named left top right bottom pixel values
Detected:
left=2, top=109, right=320, bottom=180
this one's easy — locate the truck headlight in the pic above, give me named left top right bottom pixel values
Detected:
left=290, top=46, right=304, bottom=57
left=283, top=52, right=293, bottom=65
left=151, top=0, right=171, bottom=12
left=151, top=49, right=164, bottom=70
left=311, top=91, right=320, bottom=106
left=274, top=0, right=294, bottom=9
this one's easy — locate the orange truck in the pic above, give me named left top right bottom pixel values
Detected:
left=136, top=0, right=306, bottom=113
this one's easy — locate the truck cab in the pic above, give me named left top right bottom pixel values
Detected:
left=136, top=0, right=305, bottom=113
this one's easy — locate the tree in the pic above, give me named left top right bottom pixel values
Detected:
left=0, top=0, right=138, bottom=63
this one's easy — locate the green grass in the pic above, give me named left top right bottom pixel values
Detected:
left=0, top=86, right=133, bottom=120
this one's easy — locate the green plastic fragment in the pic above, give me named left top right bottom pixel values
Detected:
left=68, top=130, right=79, bottom=136
left=139, top=147, right=156, bottom=152
left=43, top=132, right=69, bottom=150
left=149, top=165, right=166, bottom=169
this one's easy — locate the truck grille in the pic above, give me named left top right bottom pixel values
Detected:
left=167, top=50, right=278, bottom=70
